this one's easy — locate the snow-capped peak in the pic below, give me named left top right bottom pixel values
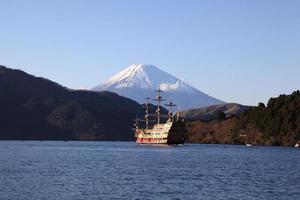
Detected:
left=104, top=64, right=154, bottom=89
left=92, top=64, right=224, bottom=110
left=94, top=64, right=197, bottom=93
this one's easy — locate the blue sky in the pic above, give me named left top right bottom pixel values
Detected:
left=0, top=0, right=299, bottom=105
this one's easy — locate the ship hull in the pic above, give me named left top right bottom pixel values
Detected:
left=136, top=137, right=168, bottom=144
left=135, top=120, right=186, bottom=145
left=136, top=137, right=184, bottom=145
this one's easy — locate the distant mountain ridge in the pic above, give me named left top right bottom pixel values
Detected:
left=92, top=64, right=224, bottom=110
left=180, top=103, right=250, bottom=122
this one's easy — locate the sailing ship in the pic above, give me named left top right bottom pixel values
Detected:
left=134, top=88, right=186, bottom=145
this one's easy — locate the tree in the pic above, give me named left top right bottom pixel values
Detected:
left=215, top=110, right=226, bottom=121
left=258, top=102, right=266, bottom=109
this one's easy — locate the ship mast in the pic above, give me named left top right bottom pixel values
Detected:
left=144, top=97, right=151, bottom=129
left=165, top=101, right=177, bottom=122
left=153, top=88, right=165, bottom=124
left=133, top=114, right=139, bottom=130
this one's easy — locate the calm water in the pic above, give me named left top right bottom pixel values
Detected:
left=0, top=141, right=299, bottom=200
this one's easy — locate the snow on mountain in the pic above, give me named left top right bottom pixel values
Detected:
left=92, top=64, right=224, bottom=110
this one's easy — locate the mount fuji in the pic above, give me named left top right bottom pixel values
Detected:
left=92, top=64, right=224, bottom=110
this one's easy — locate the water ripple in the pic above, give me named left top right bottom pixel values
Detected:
left=0, top=141, right=299, bottom=200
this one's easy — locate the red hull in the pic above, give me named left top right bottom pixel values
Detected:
left=136, top=137, right=167, bottom=144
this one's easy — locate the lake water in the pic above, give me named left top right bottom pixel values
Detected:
left=0, top=141, right=299, bottom=200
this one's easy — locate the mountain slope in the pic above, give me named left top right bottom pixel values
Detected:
left=92, top=64, right=224, bottom=110
left=0, top=65, right=143, bottom=140
left=186, top=91, right=300, bottom=146
left=180, top=103, right=250, bottom=122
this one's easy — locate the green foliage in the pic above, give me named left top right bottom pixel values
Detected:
left=258, top=102, right=266, bottom=109
left=215, top=110, right=226, bottom=121
left=242, top=90, right=300, bottom=146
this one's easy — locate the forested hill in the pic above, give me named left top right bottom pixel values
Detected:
left=240, top=90, right=300, bottom=146
left=187, top=91, right=300, bottom=146
left=0, top=65, right=143, bottom=140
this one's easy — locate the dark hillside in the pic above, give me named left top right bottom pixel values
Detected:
left=0, top=65, right=143, bottom=140
left=186, top=91, right=300, bottom=146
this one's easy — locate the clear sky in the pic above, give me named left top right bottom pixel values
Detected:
left=0, top=0, right=299, bottom=105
